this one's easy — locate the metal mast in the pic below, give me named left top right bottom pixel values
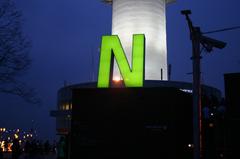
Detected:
left=181, top=10, right=226, bottom=159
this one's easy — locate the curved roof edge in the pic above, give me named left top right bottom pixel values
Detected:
left=58, top=80, right=222, bottom=100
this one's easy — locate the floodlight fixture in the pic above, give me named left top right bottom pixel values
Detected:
left=181, top=10, right=192, bottom=15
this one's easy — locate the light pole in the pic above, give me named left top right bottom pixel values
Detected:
left=181, top=10, right=226, bottom=159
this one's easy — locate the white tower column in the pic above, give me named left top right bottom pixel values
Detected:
left=109, top=0, right=174, bottom=81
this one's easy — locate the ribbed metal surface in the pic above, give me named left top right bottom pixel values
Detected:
left=112, top=0, right=168, bottom=80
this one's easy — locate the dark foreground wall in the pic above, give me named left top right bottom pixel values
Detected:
left=224, top=73, right=240, bottom=159
left=70, top=87, right=194, bottom=159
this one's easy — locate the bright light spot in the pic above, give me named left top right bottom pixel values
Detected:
left=188, top=144, right=193, bottom=148
left=211, top=113, right=214, bottom=116
left=0, top=141, right=12, bottom=152
left=66, top=104, right=70, bottom=110
left=180, top=89, right=193, bottom=94
left=113, top=76, right=121, bottom=82
left=14, top=134, right=19, bottom=139
left=0, top=141, right=4, bottom=151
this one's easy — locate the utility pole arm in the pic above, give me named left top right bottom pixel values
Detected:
left=181, top=10, right=194, bottom=34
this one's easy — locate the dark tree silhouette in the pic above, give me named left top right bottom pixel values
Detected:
left=0, top=0, right=39, bottom=104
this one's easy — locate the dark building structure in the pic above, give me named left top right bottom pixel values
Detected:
left=71, top=87, right=193, bottom=159
left=224, top=73, right=240, bottom=159
left=51, top=80, right=224, bottom=159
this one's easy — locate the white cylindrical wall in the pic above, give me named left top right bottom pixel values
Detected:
left=112, top=0, right=168, bottom=81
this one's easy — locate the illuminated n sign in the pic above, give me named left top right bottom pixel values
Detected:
left=97, top=34, right=145, bottom=88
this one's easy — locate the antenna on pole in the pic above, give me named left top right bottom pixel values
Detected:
left=168, top=64, right=172, bottom=81
left=181, top=9, right=226, bottom=159
left=161, top=68, right=163, bottom=80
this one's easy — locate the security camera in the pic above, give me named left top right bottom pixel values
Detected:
left=181, top=10, right=192, bottom=15
left=200, top=35, right=226, bottom=50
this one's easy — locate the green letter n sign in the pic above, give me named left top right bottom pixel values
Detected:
left=97, top=34, right=145, bottom=88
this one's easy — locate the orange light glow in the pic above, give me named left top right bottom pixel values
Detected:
left=7, top=143, right=13, bottom=152
left=66, top=104, right=69, bottom=110
left=0, top=141, right=13, bottom=152
left=209, top=123, right=214, bottom=128
left=113, top=76, right=121, bottom=82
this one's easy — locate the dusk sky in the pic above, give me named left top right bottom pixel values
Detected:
left=1, top=0, right=239, bottom=140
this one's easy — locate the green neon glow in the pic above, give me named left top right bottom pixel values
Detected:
left=97, top=34, right=145, bottom=88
